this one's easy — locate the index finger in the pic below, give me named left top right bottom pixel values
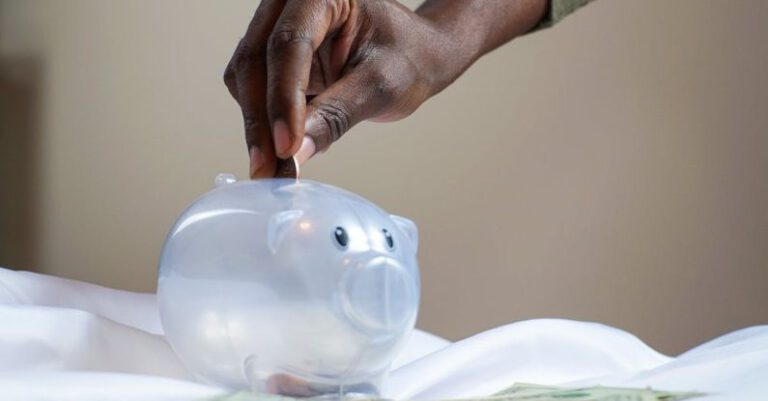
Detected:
left=266, top=0, right=348, bottom=158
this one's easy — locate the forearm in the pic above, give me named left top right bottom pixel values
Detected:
left=417, top=0, right=548, bottom=55
left=415, top=0, right=548, bottom=92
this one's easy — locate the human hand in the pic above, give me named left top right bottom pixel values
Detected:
left=224, top=0, right=548, bottom=178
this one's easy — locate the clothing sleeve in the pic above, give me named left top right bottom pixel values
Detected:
left=535, top=0, right=594, bottom=30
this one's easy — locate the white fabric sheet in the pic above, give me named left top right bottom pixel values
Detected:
left=0, top=267, right=766, bottom=400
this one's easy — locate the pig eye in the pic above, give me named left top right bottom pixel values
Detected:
left=382, top=228, right=395, bottom=250
left=333, top=227, right=349, bottom=249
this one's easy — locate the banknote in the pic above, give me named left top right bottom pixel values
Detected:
left=206, top=383, right=704, bottom=401
left=488, top=382, right=704, bottom=400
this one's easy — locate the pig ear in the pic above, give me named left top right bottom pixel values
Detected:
left=268, top=210, right=303, bottom=254
left=390, top=215, right=418, bottom=252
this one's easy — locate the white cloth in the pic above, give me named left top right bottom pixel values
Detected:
left=0, top=267, right=766, bottom=400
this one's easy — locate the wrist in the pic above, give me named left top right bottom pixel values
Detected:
left=415, top=4, right=488, bottom=94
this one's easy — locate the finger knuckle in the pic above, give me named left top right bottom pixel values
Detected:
left=243, top=116, right=266, bottom=146
left=374, top=80, right=400, bottom=104
left=243, top=116, right=261, bottom=131
left=367, top=66, right=400, bottom=103
left=268, top=26, right=313, bottom=53
left=323, top=0, right=347, bottom=22
left=315, top=100, right=351, bottom=143
left=231, top=42, right=259, bottom=74
left=223, top=64, right=236, bottom=87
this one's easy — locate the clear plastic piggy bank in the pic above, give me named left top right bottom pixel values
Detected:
left=157, top=175, right=420, bottom=397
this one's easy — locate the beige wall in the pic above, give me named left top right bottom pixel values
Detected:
left=1, top=0, right=766, bottom=355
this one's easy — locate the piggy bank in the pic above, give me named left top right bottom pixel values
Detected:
left=157, top=175, right=420, bottom=397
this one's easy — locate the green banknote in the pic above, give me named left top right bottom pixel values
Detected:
left=206, top=383, right=704, bottom=401
left=488, top=382, right=704, bottom=400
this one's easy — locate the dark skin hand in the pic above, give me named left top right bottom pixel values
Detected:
left=224, top=0, right=549, bottom=178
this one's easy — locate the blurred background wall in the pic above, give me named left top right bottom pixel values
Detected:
left=1, top=0, right=766, bottom=355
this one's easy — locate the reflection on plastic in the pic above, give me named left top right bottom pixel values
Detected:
left=157, top=175, right=420, bottom=397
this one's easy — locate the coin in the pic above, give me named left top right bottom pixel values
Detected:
left=274, top=156, right=300, bottom=179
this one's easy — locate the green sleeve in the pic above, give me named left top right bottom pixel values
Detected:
left=535, top=0, right=594, bottom=30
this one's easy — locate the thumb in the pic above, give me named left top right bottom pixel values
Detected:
left=303, top=68, right=389, bottom=155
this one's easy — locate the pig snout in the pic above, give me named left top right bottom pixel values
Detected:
left=337, top=255, right=418, bottom=335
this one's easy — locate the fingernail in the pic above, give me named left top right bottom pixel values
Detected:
left=295, top=137, right=316, bottom=165
left=273, top=120, right=291, bottom=157
left=249, top=146, right=264, bottom=178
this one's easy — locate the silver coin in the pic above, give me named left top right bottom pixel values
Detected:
left=274, top=156, right=300, bottom=179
